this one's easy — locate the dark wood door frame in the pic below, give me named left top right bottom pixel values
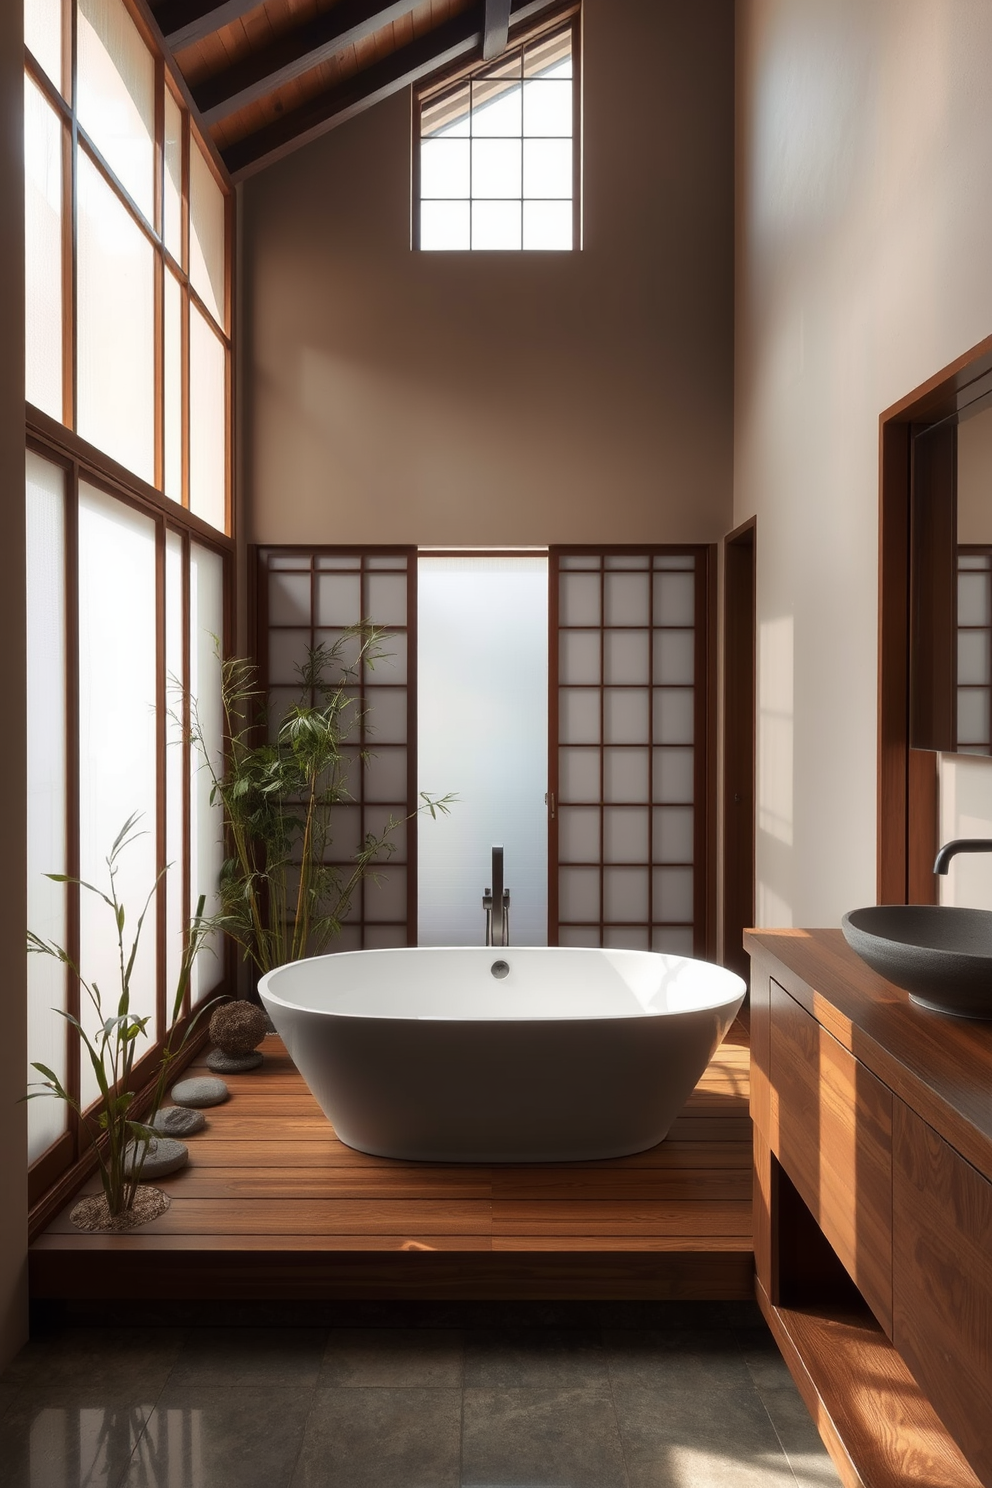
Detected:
left=878, top=331, right=992, bottom=904
left=722, top=518, right=755, bottom=983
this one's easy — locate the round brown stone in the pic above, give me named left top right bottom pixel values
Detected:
left=209, top=1001, right=269, bottom=1056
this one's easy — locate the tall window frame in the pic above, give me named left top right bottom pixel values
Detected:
left=413, top=3, right=581, bottom=253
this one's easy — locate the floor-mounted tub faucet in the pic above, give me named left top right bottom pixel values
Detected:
left=484, top=845, right=511, bottom=947
left=933, top=838, right=992, bottom=874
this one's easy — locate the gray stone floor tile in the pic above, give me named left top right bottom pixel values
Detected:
left=614, top=1379, right=789, bottom=1484
left=122, top=1385, right=311, bottom=1488
left=463, top=1328, right=609, bottom=1389
left=0, top=1334, right=55, bottom=1386
left=599, top=1301, right=760, bottom=1331
left=605, top=1327, right=754, bottom=1393
left=735, top=1327, right=798, bottom=1392
left=169, top=1326, right=326, bottom=1387
left=6, top=1328, right=184, bottom=1395
left=291, top=1386, right=461, bottom=1488
left=462, top=1384, right=627, bottom=1488
left=320, top=1328, right=463, bottom=1387
left=0, top=1389, right=154, bottom=1488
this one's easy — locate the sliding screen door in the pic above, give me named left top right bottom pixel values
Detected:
left=551, top=549, right=714, bottom=955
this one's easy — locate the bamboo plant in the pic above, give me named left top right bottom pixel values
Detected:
left=27, top=814, right=214, bottom=1218
left=187, top=627, right=452, bottom=977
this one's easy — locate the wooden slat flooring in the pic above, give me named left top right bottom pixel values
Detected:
left=30, top=1024, right=754, bottom=1301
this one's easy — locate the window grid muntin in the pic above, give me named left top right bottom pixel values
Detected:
left=957, top=547, right=992, bottom=755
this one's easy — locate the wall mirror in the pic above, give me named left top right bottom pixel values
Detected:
left=910, top=389, right=992, bottom=754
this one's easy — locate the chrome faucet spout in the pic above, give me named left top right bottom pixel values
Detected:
left=483, top=845, right=511, bottom=946
left=933, top=838, right=992, bottom=875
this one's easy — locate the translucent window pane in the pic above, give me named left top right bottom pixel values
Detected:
left=604, top=630, right=649, bottom=684
left=26, top=0, right=63, bottom=91
left=558, top=806, right=599, bottom=863
left=269, top=629, right=309, bottom=684
left=522, top=79, right=572, bottom=135
left=559, top=746, right=599, bottom=802
left=316, top=554, right=361, bottom=569
left=77, top=0, right=155, bottom=222
left=560, top=555, right=600, bottom=570
left=605, top=926, right=650, bottom=951
left=317, top=572, right=360, bottom=626
left=364, top=747, right=408, bottom=803
left=654, top=806, right=694, bottom=864
left=364, top=868, right=407, bottom=922
left=421, top=138, right=469, bottom=198
left=559, top=866, right=599, bottom=921
left=604, top=866, right=648, bottom=922
left=958, top=629, right=990, bottom=686
left=24, top=78, right=63, bottom=421
left=958, top=689, right=990, bottom=746
left=654, top=747, right=695, bottom=804
left=523, top=139, right=571, bottom=198
left=77, top=151, right=155, bottom=482
left=472, top=138, right=521, bottom=198
left=268, top=571, right=311, bottom=626
left=471, top=77, right=522, bottom=136
left=164, top=89, right=182, bottom=260
left=654, top=630, right=695, bottom=685
left=419, top=557, right=548, bottom=945
left=604, top=747, right=649, bottom=803
left=365, top=687, right=407, bottom=744
left=366, top=554, right=407, bottom=571
left=189, top=305, right=227, bottom=532
left=606, top=555, right=650, bottom=570
left=189, top=543, right=225, bottom=1003
left=959, top=571, right=991, bottom=627
left=604, top=689, right=649, bottom=744
left=560, top=688, right=600, bottom=744
left=366, top=572, right=408, bottom=626
left=605, top=571, right=650, bottom=627
left=654, top=866, right=694, bottom=924
left=560, top=573, right=600, bottom=626
left=190, top=141, right=226, bottom=326
left=654, top=688, right=694, bottom=745
left=653, top=925, right=694, bottom=956
left=604, top=807, right=649, bottom=863
left=559, top=924, right=600, bottom=947
left=654, top=554, right=695, bottom=570
left=421, top=200, right=470, bottom=251
left=164, top=531, right=185, bottom=1003
left=164, top=271, right=182, bottom=501
left=653, top=571, right=695, bottom=626
left=522, top=200, right=572, bottom=250
left=472, top=200, right=521, bottom=249
left=26, top=453, right=68, bottom=1162
left=560, top=629, right=600, bottom=685
left=78, top=484, right=158, bottom=1102
left=364, top=805, right=405, bottom=861
left=365, top=632, right=407, bottom=685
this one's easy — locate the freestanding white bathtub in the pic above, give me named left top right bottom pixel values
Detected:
left=258, top=947, right=745, bottom=1163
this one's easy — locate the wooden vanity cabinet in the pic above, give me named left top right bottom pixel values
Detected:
left=747, top=929, right=992, bottom=1488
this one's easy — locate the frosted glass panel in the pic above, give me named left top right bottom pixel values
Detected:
left=164, top=270, right=182, bottom=502
left=77, top=151, right=155, bottom=482
left=959, top=571, right=990, bottom=627
left=165, top=532, right=185, bottom=1005
left=559, top=746, right=599, bottom=802
left=364, top=869, right=406, bottom=922
left=653, top=866, right=694, bottom=923
left=559, top=866, right=599, bottom=921
left=560, top=688, right=599, bottom=744
left=653, top=571, right=695, bottom=626
left=366, top=572, right=407, bottom=626
left=958, top=689, right=990, bottom=747
left=190, top=141, right=226, bottom=325
left=654, top=688, right=694, bottom=744
left=604, top=807, right=648, bottom=863
left=24, top=78, right=63, bottom=420
left=605, top=572, right=649, bottom=627
left=654, top=747, right=695, bottom=803
left=26, top=454, right=68, bottom=1162
left=364, top=747, right=407, bottom=803
left=558, top=806, right=599, bottom=863
left=77, top=0, right=155, bottom=222
left=269, top=572, right=310, bottom=625
left=189, top=305, right=226, bottom=531
left=26, top=0, right=63, bottom=91
left=164, top=89, right=182, bottom=259
left=604, top=630, right=649, bottom=684
left=604, top=689, right=649, bottom=744
left=269, top=629, right=308, bottom=684
left=654, top=630, right=695, bottom=685
left=78, top=484, right=157, bottom=1105
left=654, top=806, right=694, bottom=864
left=317, top=572, right=361, bottom=626
left=958, top=629, right=990, bottom=686
left=560, top=629, right=599, bottom=684
left=419, top=557, right=548, bottom=945
left=189, top=543, right=225, bottom=1002
left=652, top=926, right=693, bottom=955
left=604, top=747, right=649, bottom=803
left=560, top=572, right=600, bottom=626
left=365, top=687, right=407, bottom=743
left=604, top=867, right=648, bottom=922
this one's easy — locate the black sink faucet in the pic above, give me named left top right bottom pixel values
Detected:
left=933, top=838, right=992, bottom=875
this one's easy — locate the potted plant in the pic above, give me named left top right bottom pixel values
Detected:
left=187, top=626, right=452, bottom=978
left=27, top=814, right=215, bottom=1231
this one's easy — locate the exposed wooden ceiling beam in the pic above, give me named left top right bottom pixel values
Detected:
left=482, top=0, right=512, bottom=61
left=223, top=0, right=556, bottom=181
left=151, top=0, right=261, bottom=53
left=194, top=0, right=422, bottom=127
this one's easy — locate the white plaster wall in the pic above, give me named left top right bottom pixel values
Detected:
left=736, top=0, right=992, bottom=927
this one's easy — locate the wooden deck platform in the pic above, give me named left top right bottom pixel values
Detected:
left=30, top=1025, right=753, bottom=1302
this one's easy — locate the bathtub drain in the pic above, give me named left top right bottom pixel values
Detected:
left=490, top=959, right=510, bottom=979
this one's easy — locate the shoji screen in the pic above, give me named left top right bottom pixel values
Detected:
left=551, top=549, right=714, bottom=954
left=957, top=548, right=992, bottom=754
left=258, top=548, right=416, bottom=948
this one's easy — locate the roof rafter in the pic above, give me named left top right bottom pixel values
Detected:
left=194, top=0, right=423, bottom=127
left=482, top=0, right=512, bottom=61
left=151, top=0, right=262, bottom=53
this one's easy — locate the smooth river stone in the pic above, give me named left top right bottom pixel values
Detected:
left=152, top=1105, right=206, bottom=1137
left=170, top=1075, right=230, bottom=1108
left=123, top=1136, right=189, bottom=1179
left=206, top=1048, right=263, bottom=1074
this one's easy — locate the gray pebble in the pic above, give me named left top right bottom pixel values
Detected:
left=124, top=1136, right=189, bottom=1179
left=207, top=1048, right=264, bottom=1073
left=170, top=1075, right=229, bottom=1108
left=152, top=1105, right=206, bottom=1137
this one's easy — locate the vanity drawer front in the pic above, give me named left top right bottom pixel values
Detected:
left=769, top=978, right=893, bottom=1335
left=894, top=1103, right=992, bottom=1488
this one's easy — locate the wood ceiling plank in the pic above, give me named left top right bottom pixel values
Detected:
left=154, top=0, right=267, bottom=52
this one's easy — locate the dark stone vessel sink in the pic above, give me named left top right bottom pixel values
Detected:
left=841, top=905, right=992, bottom=1019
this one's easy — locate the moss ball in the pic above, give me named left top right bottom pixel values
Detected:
left=209, top=1001, right=268, bottom=1056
